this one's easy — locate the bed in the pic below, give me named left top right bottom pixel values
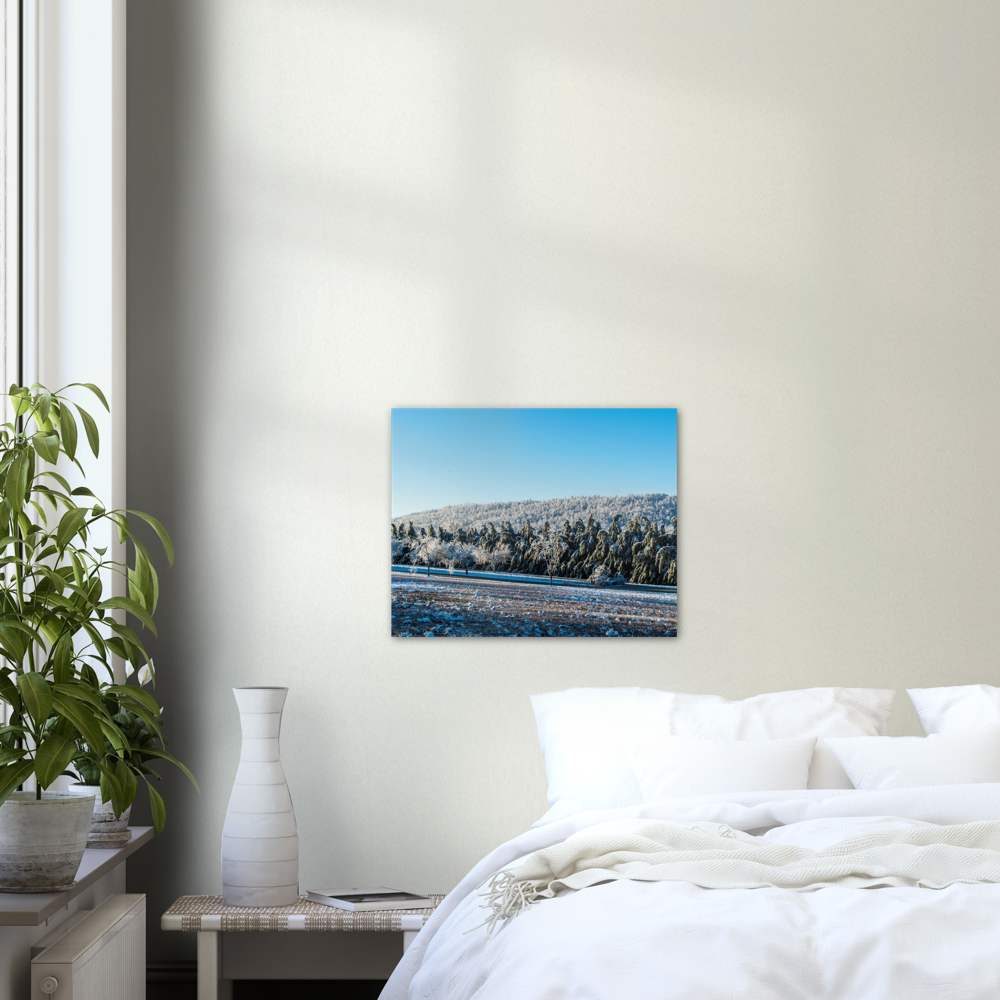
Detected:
left=382, top=684, right=1000, bottom=1000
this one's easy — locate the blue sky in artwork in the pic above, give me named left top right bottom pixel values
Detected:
left=391, top=408, right=677, bottom=517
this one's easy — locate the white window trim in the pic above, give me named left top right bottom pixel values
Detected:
left=4, top=1, right=128, bottom=702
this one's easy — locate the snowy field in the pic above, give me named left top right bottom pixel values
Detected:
left=391, top=573, right=677, bottom=637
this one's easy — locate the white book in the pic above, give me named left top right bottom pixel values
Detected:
left=306, top=886, right=434, bottom=911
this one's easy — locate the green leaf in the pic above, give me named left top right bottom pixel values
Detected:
left=0, top=634, right=25, bottom=667
left=97, top=762, right=126, bottom=816
left=140, top=747, right=199, bottom=793
left=81, top=622, right=108, bottom=661
left=69, top=551, right=84, bottom=587
left=111, top=512, right=129, bottom=544
left=0, top=672, right=20, bottom=709
left=127, top=510, right=175, bottom=567
left=117, top=699, right=163, bottom=739
left=39, top=469, right=73, bottom=492
left=51, top=635, right=73, bottom=684
left=0, top=619, right=46, bottom=642
left=53, top=694, right=106, bottom=753
left=76, top=404, right=100, bottom=458
left=56, top=507, right=90, bottom=549
left=63, top=383, right=110, bottom=412
left=102, top=620, right=149, bottom=659
left=103, top=636, right=128, bottom=660
left=97, top=717, right=127, bottom=752
left=120, top=759, right=138, bottom=810
left=0, top=760, right=35, bottom=806
left=4, top=451, right=28, bottom=512
left=60, top=405, right=79, bottom=461
left=9, top=388, right=31, bottom=418
left=53, top=681, right=108, bottom=713
left=34, top=735, right=76, bottom=790
left=16, top=673, right=53, bottom=726
left=30, top=432, right=60, bottom=464
left=98, top=596, right=157, bottom=636
left=145, top=779, right=166, bottom=833
left=106, top=684, right=161, bottom=719
left=0, top=622, right=44, bottom=661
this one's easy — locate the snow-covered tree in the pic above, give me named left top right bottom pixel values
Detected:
left=415, top=536, right=445, bottom=575
left=534, top=533, right=566, bottom=584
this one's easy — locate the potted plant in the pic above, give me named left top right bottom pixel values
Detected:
left=0, top=383, right=195, bottom=891
left=69, top=696, right=163, bottom=847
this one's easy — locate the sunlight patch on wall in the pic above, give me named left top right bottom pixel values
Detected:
left=507, top=51, right=820, bottom=285
left=214, top=0, right=461, bottom=203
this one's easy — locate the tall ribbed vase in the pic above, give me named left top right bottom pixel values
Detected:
left=222, top=687, right=299, bottom=907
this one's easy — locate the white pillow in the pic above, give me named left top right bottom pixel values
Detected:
left=907, top=685, right=1000, bottom=734
left=826, top=732, right=1000, bottom=790
left=530, top=687, right=896, bottom=823
left=631, top=735, right=817, bottom=801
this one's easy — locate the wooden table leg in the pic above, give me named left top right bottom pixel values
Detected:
left=198, top=931, right=232, bottom=1000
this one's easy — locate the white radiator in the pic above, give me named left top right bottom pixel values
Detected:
left=30, top=894, right=145, bottom=1000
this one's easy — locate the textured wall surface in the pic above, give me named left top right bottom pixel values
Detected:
left=126, top=0, right=1000, bottom=960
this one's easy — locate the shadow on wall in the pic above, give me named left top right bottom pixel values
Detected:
left=126, top=0, right=200, bottom=970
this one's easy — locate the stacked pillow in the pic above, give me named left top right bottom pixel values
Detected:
left=530, top=687, right=896, bottom=824
left=825, top=685, right=1000, bottom=791
left=907, top=684, right=1000, bottom=732
left=630, top=735, right=817, bottom=802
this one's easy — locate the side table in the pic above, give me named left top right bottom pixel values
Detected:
left=162, top=894, right=445, bottom=1000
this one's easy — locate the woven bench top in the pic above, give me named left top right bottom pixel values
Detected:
left=161, top=894, right=446, bottom=933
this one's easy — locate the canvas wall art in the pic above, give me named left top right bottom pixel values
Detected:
left=391, top=408, right=677, bottom=637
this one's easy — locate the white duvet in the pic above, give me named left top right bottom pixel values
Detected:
left=382, top=784, right=1000, bottom=1000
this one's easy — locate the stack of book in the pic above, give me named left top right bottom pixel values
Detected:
left=306, top=887, right=434, bottom=911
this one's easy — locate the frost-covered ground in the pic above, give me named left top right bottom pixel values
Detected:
left=391, top=574, right=677, bottom=637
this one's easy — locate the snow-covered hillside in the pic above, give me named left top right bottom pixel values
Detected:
left=393, top=493, right=677, bottom=533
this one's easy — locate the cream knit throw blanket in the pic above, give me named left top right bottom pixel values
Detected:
left=481, top=820, right=1000, bottom=936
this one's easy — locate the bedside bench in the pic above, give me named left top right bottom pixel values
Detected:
left=162, top=894, right=444, bottom=1000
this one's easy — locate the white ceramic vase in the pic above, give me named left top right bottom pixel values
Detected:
left=221, top=687, right=298, bottom=907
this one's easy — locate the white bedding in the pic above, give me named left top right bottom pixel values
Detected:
left=382, top=784, right=1000, bottom=1000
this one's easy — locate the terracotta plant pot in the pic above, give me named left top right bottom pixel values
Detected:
left=72, top=785, right=133, bottom=848
left=0, top=791, right=95, bottom=892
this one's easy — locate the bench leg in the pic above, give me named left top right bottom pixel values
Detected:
left=198, top=931, right=232, bottom=1000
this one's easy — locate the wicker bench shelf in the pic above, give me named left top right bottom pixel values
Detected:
left=162, top=893, right=445, bottom=1000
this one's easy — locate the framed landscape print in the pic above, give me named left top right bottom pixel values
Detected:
left=391, top=408, right=677, bottom=637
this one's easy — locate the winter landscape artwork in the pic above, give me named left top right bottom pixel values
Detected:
left=391, top=408, right=677, bottom=637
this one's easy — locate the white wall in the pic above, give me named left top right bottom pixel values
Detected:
left=126, top=0, right=1000, bottom=961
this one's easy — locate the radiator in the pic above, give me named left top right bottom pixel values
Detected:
left=31, top=894, right=145, bottom=1000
